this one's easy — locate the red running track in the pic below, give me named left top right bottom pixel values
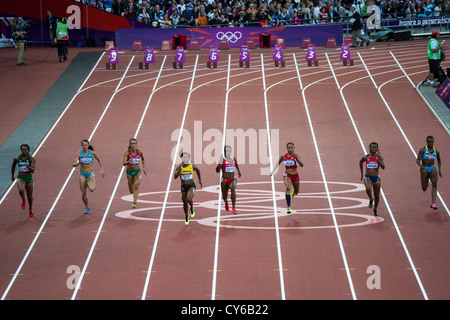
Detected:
left=0, top=40, right=449, bottom=300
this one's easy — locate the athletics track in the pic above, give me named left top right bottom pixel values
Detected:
left=0, top=40, right=449, bottom=302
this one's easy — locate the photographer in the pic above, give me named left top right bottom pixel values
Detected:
left=54, top=17, right=69, bottom=62
left=12, top=17, right=27, bottom=66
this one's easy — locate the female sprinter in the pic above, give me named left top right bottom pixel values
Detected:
left=72, top=139, right=105, bottom=214
left=270, top=142, right=304, bottom=214
left=11, top=144, right=36, bottom=217
left=123, top=138, right=146, bottom=208
left=215, top=145, right=242, bottom=214
left=359, top=142, right=385, bottom=216
left=174, top=152, right=202, bottom=226
left=416, top=136, right=442, bottom=210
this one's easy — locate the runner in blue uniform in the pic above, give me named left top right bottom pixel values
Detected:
left=416, top=136, right=442, bottom=210
left=72, top=139, right=104, bottom=214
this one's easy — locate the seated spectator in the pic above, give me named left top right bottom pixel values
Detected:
left=138, top=7, right=151, bottom=24
left=235, top=6, right=248, bottom=26
left=224, top=6, right=234, bottom=22
left=209, top=10, right=222, bottom=26
left=177, top=0, right=186, bottom=15
left=247, top=11, right=259, bottom=26
left=219, top=13, right=231, bottom=26
left=424, top=0, right=434, bottom=16
left=318, top=6, right=329, bottom=23
left=278, top=8, right=291, bottom=25
left=152, top=4, right=164, bottom=22
left=168, top=2, right=179, bottom=18
left=207, top=1, right=219, bottom=18
left=197, top=8, right=209, bottom=26
left=328, top=5, right=340, bottom=22
left=170, top=11, right=181, bottom=27
left=158, top=13, right=172, bottom=28
left=182, top=4, right=195, bottom=26
left=335, top=5, right=347, bottom=22
left=177, top=15, right=189, bottom=27
left=112, top=0, right=127, bottom=15
left=291, top=10, right=302, bottom=25
left=122, top=1, right=137, bottom=20
left=434, top=1, right=443, bottom=16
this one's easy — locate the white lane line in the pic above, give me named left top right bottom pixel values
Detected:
left=295, top=53, right=357, bottom=299
left=70, top=56, right=167, bottom=300
left=211, top=54, right=231, bottom=300
left=333, top=55, right=431, bottom=299
left=261, top=53, right=286, bottom=300
left=141, top=55, right=199, bottom=300
left=0, top=54, right=133, bottom=301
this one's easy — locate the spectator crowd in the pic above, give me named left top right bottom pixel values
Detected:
left=75, top=0, right=450, bottom=28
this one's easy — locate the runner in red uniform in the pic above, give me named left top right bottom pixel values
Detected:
left=359, top=142, right=385, bottom=216
left=271, top=142, right=304, bottom=214
left=216, top=145, right=241, bottom=214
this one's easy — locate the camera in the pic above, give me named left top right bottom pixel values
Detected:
left=16, top=19, right=34, bottom=40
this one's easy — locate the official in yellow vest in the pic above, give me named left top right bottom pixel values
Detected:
left=425, top=30, right=443, bottom=86
left=54, top=16, right=69, bottom=62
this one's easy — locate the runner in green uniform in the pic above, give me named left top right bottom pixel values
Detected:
left=11, top=144, right=36, bottom=217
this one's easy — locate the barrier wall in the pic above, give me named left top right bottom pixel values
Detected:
left=115, top=24, right=345, bottom=50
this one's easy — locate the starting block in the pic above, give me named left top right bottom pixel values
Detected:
left=189, top=40, right=200, bottom=50
left=104, top=40, right=114, bottom=51
left=139, top=47, right=155, bottom=69
left=306, top=44, right=318, bottom=66
left=325, top=37, right=337, bottom=48
left=340, top=44, right=354, bottom=66
left=276, top=38, right=286, bottom=49
left=161, top=40, right=171, bottom=51
left=239, top=45, right=250, bottom=68
left=343, top=36, right=353, bottom=46
left=173, top=46, right=185, bottom=69
left=106, top=47, right=118, bottom=69
left=132, top=40, right=143, bottom=51
left=207, top=46, right=219, bottom=68
left=246, top=39, right=256, bottom=49
left=273, top=45, right=285, bottom=67
left=218, top=39, right=229, bottom=50
left=301, top=37, right=312, bottom=48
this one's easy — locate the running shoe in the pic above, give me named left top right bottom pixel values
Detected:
left=287, top=207, right=292, bottom=214
left=232, top=208, right=237, bottom=215
left=84, top=208, right=90, bottom=215
left=21, top=201, right=25, bottom=210
left=185, top=214, right=189, bottom=226
left=373, top=210, right=378, bottom=216
left=131, top=203, right=137, bottom=209
left=291, top=189, right=295, bottom=198
left=29, top=210, right=33, bottom=217
left=225, top=204, right=229, bottom=212
left=190, top=207, right=195, bottom=218
left=368, top=200, right=373, bottom=209
left=430, top=203, right=438, bottom=210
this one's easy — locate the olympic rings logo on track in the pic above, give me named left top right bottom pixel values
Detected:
left=216, top=31, right=242, bottom=43
left=114, top=181, right=384, bottom=230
